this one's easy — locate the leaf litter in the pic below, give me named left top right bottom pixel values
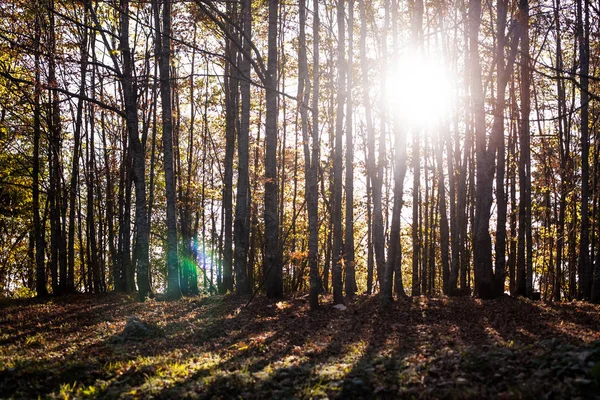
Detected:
left=0, top=293, right=599, bottom=399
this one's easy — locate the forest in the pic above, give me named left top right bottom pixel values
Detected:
left=1, top=0, right=600, bottom=398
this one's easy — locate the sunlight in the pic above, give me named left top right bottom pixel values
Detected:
left=386, top=50, right=455, bottom=129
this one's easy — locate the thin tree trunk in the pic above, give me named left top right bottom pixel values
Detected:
left=118, top=0, right=151, bottom=299
left=47, top=0, right=64, bottom=295
left=360, top=0, right=376, bottom=295
left=233, top=0, right=252, bottom=296
left=577, top=0, right=591, bottom=300
left=298, top=0, right=319, bottom=309
left=517, top=0, right=532, bottom=298
left=67, top=17, right=88, bottom=293
left=381, top=99, right=408, bottom=307
left=411, top=0, right=424, bottom=297
left=332, top=0, right=346, bottom=305
left=344, top=0, right=356, bottom=298
left=509, top=77, right=518, bottom=296
left=153, top=0, right=180, bottom=299
left=265, top=0, right=282, bottom=298
left=33, top=9, right=47, bottom=297
left=438, top=134, right=450, bottom=295
left=222, top=1, right=238, bottom=294
left=372, top=0, right=388, bottom=293
left=88, top=96, right=100, bottom=293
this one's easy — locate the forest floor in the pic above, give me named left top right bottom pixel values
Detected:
left=1, top=293, right=600, bottom=399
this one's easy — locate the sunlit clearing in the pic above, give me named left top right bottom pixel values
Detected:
left=386, top=50, right=455, bottom=129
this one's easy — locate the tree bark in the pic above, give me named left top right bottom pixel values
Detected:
left=471, top=0, right=496, bottom=299
left=298, top=0, right=320, bottom=309
left=577, top=0, right=591, bottom=300
left=33, top=9, right=47, bottom=297
left=344, top=0, right=356, bottom=299
left=332, top=0, right=346, bottom=305
left=153, top=0, right=179, bottom=299
left=517, top=0, right=532, bottom=298
left=265, top=0, right=282, bottom=298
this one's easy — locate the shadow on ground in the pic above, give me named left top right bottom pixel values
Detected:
left=1, top=293, right=599, bottom=399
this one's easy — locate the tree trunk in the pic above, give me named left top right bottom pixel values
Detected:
left=381, top=107, right=408, bottom=307
left=360, top=0, right=376, bottom=295
left=48, top=0, right=63, bottom=295
left=471, top=0, right=496, bottom=299
left=577, top=0, right=591, bottom=300
left=298, top=0, right=320, bottom=309
left=153, top=0, right=179, bottom=299
left=372, top=0, right=388, bottom=293
left=222, top=1, right=238, bottom=294
left=344, top=0, right=356, bottom=299
left=88, top=101, right=100, bottom=293
left=115, top=0, right=151, bottom=300
left=33, top=9, right=47, bottom=297
left=438, top=136, right=450, bottom=295
left=264, top=0, right=282, bottom=298
left=234, top=0, right=252, bottom=296
left=517, top=0, right=532, bottom=298
left=331, top=0, right=346, bottom=305
left=411, top=0, right=424, bottom=297
left=67, top=18, right=88, bottom=293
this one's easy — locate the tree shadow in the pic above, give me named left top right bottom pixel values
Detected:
left=2, top=293, right=599, bottom=399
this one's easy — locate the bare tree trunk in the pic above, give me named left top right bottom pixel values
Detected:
left=33, top=9, right=47, bottom=297
left=359, top=0, right=376, bottom=295
left=552, top=0, right=567, bottom=301
left=67, top=15, right=88, bottom=293
left=153, top=0, right=179, bottom=299
left=265, top=0, right=282, bottom=298
left=470, top=0, right=496, bottom=299
left=517, top=0, right=532, bottom=298
left=88, top=95, right=100, bottom=293
left=298, top=0, right=320, bottom=309
left=344, top=0, right=356, bottom=298
left=116, top=0, right=151, bottom=299
left=372, top=0, right=388, bottom=293
left=493, top=0, right=520, bottom=296
left=48, top=0, right=65, bottom=295
left=577, top=0, right=591, bottom=300
left=411, top=0, right=424, bottom=298
left=381, top=101, right=408, bottom=307
left=332, top=0, right=346, bottom=305
left=508, top=77, right=518, bottom=296
left=437, top=135, right=450, bottom=295
left=234, top=0, right=252, bottom=296
left=222, top=1, right=238, bottom=294
left=422, top=153, right=429, bottom=296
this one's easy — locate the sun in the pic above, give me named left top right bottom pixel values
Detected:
left=386, top=50, right=455, bottom=129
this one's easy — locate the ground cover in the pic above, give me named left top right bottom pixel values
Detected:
left=1, top=293, right=599, bottom=399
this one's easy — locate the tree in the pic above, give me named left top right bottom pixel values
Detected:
left=517, top=0, right=532, bottom=298
left=33, top=4, right=47, bottom=298
left=222, top=1, right=238, bottom=295
left=492, top=0, right=520, bottom=297
left=411, top=0, right=424, bottom=298
left=265, top=0, right=282, bottom=299
left=234, top=0, right=252, bottom=296
left=153, top=0, right=180, bottom=300
left=331, top=0, right=346, bottom=305
left=577, top=0, right=590, bottom=300
left=298, top=0, right=320, bottom=309
left=344, top=0, right=356, bottom=299
left=471, top=0, right=497, bottom=299
left=359, top=0, right=375, bottom=296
